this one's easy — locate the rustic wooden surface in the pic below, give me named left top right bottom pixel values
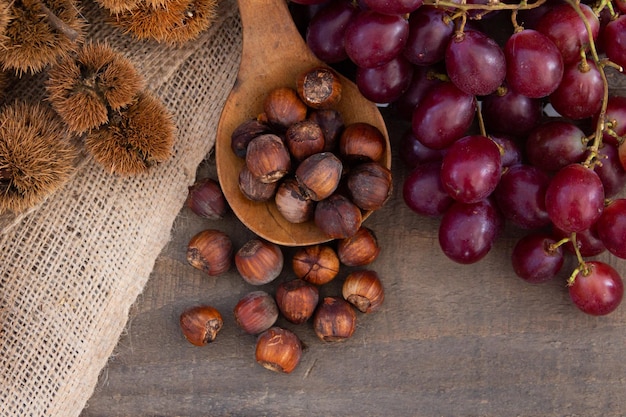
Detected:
left=80, top=76, right=626, bottom=416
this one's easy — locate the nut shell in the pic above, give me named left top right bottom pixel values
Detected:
left=238, top=165, right=279, bottom=202
left=337, top=226, right=381, bottom=266
left=296, top=66, right=343, bottom=109
left=285, top=119, right=325, bottom=161
left=255, top=327, right=303, bottom=373
left=263, top=87, right=308, bottom=130
left=180, top=305, right=224, bottom=346
left=347, top=161, right=393, bottom=211
left=186, top=229, right=233, bottom=276
left=314, top=194, right=362, bottom=239
left=275, top=279, right=319, bottom=324
left=245, top=134, right=291, bottom=184
left=235, top=239, right=284, bottom=285
left=342, top=269, right=385, bottom=313
left=275, top=177, right=315, bottom=223
left=231, top=118, right=271, bottom=158
left=339, top=122, right=386, bottom=162
left=296, top=152, right=343, bottom=201
left=233, top=291, right=279, bottom=335
left=313, top=297, right=357, bottom=342
left=186, top=178, right=228, bottom=220
left=292, top=244, right=340, bottom=285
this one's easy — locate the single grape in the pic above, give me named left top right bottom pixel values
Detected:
left=481, top=85, right=543, bottom=138
left=393, top=64, right=442, bottom=120
left=445, top=29, right=506, bottom=96
left=569, top=261, right=624, bottom=316
left=403, top=6, right=454, bottom=66
left=511, top=233, right=564, bottom=284
left=595, top=142, right=626, bottom=198
left=411, top=81, right=476, bottom=150
left=596, top=198, right=626, bottom=259
left=344, top=10, right=409, bottom=68
left=440, top=135, right=502, bottom=203
left=438, top=198, right=502, bottom=264
left=544, top=164, right=605, bottom=233
left=597, top=95, right=626, bottom=148
left=490, top=134, right=522, bottom=168
left=548, top=59, right=604, bottom=120
left=306, top=0, right=359, bottom=63
left=525, top=120, right=588, bottom=172
left=402, top=161, right=454, bottom=217
left=504, top=29, right=563, bottom=98
left=399, top=129, right=446, bottom=168
left=355, top=55, right=414, bottom=103
left=601, top=15, right=626, bottom=71
left=362, top=0, right=424, bottom=15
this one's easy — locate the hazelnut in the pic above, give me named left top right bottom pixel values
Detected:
left=245, top=134, right=291, bottom=184
left=233, top=290, right=279, bottom=335
left=263, top=87, right=308, bottom=130
left=314, top=194, right=363, bottom=239
left=313, top=297, right=357, bottom=342
left=238, top=165, right=279, bottom=202
left=337, top=226, right=381, bottom=266
left=255, top=326, right=303, bottom=374
left=235, top=238, right=284, bottom=285
left=285, top=119, right=325, bottom=161
left=339, top=122, right=386, bottom=162
left=342, top=269, right=384, bottom=313
left=309, top=109, right=345, bottom=152
left=275, top=279, right=319, bottom=324
left=292, top=244, right=340, bottom=285
left=186, top=229, right=233, bottom=276
left=231, top=118, right=271, bottom=158
left=186, top=178, right=228, bottom=220
left=296, top=66, right=343, bottom=109
left=295, top=152, right=343, bottom=201
left=274, top=177, right=315, bottom=224
left=180, top=305, right=223, bottom=346
left=347, top=161, right=393, bottom=211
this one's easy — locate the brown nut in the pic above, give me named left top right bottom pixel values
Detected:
left=231, top=118, right=271, bottom=158
left=233, top=290, right=279, bottom=335
left=245, top=134, right=291, bottom=184
left=314, top=194, right=362, bottom=239
left=285, top=119, right=325, bottom=161
left=342, top=269, right=384, bottom=313
left=235, top=238, right=284, bottom=285
left=295, top=152, right=343, bottom=201
left=238, top=165, right=279, bottom=202
left=337, top=226, right=381, bottom=266
left=339, top=122, right=386, bottom=162
left=255, top=326, right=303, bottom=374
left=275, top=279, right=319, bottom=324
left=186, top=229, right=233, bottom=276
left=292, top=244, right=340, bottom=285
left=180, top=305, right=224, bottom=346
left=186, top=178, right=228, bottom=220
left=296, top=66, right=343, bottom=109
left=263, top=87, right=308, bottom=130
left=309, top=109, right=345, bottom=152
left=275, top=177, right=315, bottom=224
left=313, top=296, right=357, bottom=342
left=347, top=161, right=393, bottom=211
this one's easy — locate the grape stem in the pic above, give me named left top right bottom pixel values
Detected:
left=426, top=0, right=546, bottom=12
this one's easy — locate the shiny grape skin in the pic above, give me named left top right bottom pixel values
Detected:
left=490, top=135, right=522, bottom=168
left=393, top=65, right=442, bottom=120
left=445, top=29, right=506, bottom=96
left=411, top=81, right=476, bottom=150
left=481, top=86, right=543, bottom=138
left=306, top=0, right=359, bottom=63
left=548, top=59, right=604, bottom=120
left=596, top=198, right=626, bottom=259
left=494, top=164, right=551, bottom=229
left=403, top=6, right=454, bottom=66
left=362, top=0, right=424, bottom=15
left=598, top=95, right=626, bottom=147
left=504, top=29, right=564, bottom=98
left=440, top=135, right=502, bottom=204
left=525, top=120, right=588, bottom=172
left=438, top=198, right=503, bottom=264
left=595, top=142, right=626, bottom=198
left=601, top=15, right=626, bottom=71
left=355, top=55, right=414, bottom=103
left=552, top=224, right=606, bottom=258
left=344, top=10, right=409, bottom=69
left=402, top=162, right=454, bottom=217
left=511, top=233, right=564, bottom=284
left=399, top=129, right=446, bottom=169
left=569, top=261, right=624, bottom=316
left=544, top=164, right=605, bottom=233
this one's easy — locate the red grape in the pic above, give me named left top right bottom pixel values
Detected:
left=403, top=162, right=454, bottom=217
left=393, top=64, right=442, bottom=120
left=525, top=121, right=588, bottom=172
left=602, top=15, right=626, bottom=71
left=355, top=55, right=414, bottom=103
left=362, top=0, right=424, bottom=15
left=306, top=0, right=359, bottom=63
left=569, top=261, right=624, bottom=316
left=548, top=59, right=604, bottom=120
left=552, top=224, right=606, bottom=258
left=481, top=85, right=543, bottom=138
left=403, top=6, right=454, bottom=66
left=511, top=233, right=564, bottom=284
left=595, top=142, right=626, bottom=198
left=399, top=129, right=445, bottom=168
left=596, top=198, right=626, bottom=259
left=598, top=95, right=626, bottom=147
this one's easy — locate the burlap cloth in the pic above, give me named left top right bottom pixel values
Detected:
left=0, top=0, right=242, bottom=415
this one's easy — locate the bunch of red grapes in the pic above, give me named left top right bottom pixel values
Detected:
left=289, top=0, right=626, bottom=316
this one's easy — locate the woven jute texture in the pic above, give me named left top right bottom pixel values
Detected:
left=0, top=0, right=242, bottom=415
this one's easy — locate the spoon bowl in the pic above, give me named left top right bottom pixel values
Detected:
left=215, top=0, right=391, bottom=246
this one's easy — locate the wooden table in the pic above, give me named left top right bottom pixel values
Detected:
left=80, top=88, right=626, bottom=416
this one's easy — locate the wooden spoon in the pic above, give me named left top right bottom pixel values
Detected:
left=215, top=0, right=391, bottom=247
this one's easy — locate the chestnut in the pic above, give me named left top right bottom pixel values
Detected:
left=285, top=119, right=325, bottom=161
left=337, top=226, right=381, bottom=266
left=347, top=161, right=393, bottom=211
left=238, top=165, right=278, bottom=202
left=235, top=238, right=284, bottom=285
left=255, top=327, right=303, bottom=374
left=274, top=177, right=315, bottom=224
left=309, top=109, right=345, bottom=152
left=233, top=290, right=279, bottom=335
left=313, top=297, right=357, bottom=342
left=180, top=305, right=223, bottom=346
left=275, top=279, right=319, bottom=324
left=314, top=194, right=362, bottom=239
left=296, top=66, right=342, bottom=109
left=263, top=87, right=308, bottom=130
left=295, top=152, right=343, bottom=201
left=186, top=229, right=233, bottom=276
left=342, top=269, right=384, bottom=313
left=245, top=134, right=291, bottom=184
left=186, top=178, right=228, bottom=220
left=292, top=244, right=340, bottom=285
left=231, top=118, right=271, bottom=158
left=339, top=122, right=386, bottom=162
